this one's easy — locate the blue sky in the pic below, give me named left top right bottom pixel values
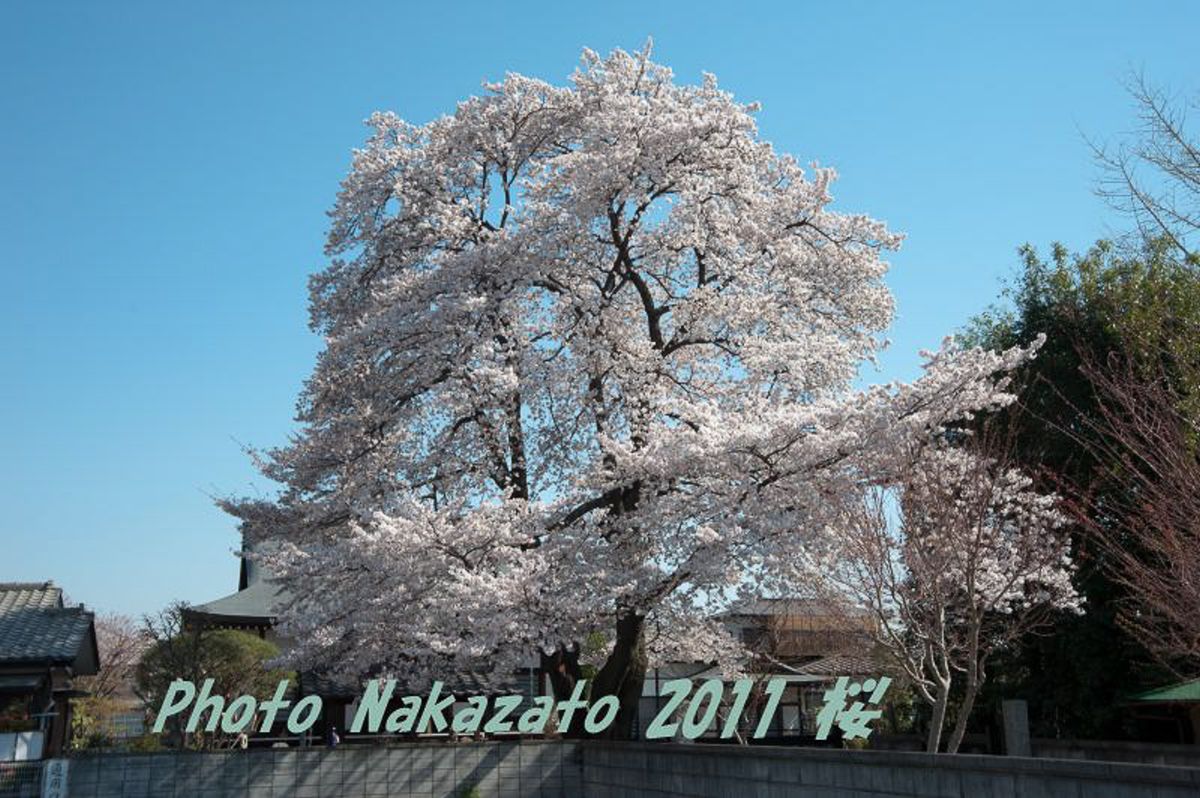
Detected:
left=2, top=1, right=1196, bottom=617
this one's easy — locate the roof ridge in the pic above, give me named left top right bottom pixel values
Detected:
left=15, top=604, right=92, bottom=615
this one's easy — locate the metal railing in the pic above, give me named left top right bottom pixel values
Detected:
left=0, top=760, right=42, bottom=798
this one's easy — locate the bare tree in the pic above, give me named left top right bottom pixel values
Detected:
left=1094, top=74, right=1200, bottom=264
left=76, top=613, right=149, bottom=701
left=70, top=613, right=151, bottom=750
left=1061, top=355, right=1200, bottom=673
left=810, top=427, right=1077, bottom=753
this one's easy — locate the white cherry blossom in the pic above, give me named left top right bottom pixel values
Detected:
left=223, top=45, right=1049, bottom=735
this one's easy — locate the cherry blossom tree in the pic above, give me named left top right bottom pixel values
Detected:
left=70, top=613, right=150, bottom=750
left=805, top=426, right=1077, bottom=753
left=223, top=44, right=1044, bottom=737
left=79, top=612, right=148, bottom=701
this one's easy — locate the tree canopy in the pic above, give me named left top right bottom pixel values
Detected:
left=136, top=602, right=292, bottom=749
left=964, top=238, right=1200, bottom=737
left=223, top=45, right=1043, bottom=735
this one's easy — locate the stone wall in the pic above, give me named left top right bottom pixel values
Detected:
left=579, top=741, right=1200, bottom=798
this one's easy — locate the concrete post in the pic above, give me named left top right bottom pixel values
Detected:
left=1001, top=699, right=1031, bottom=757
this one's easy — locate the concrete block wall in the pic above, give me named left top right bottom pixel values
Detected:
left=66, top=740, right=581, bottom=798
left=579, top=741, right=1200, bottom=798
left=63, top=740, right=1200, bottom=797
left=1031, top=738, right=1200, bottom=768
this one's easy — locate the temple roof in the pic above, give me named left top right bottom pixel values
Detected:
left=303, top=668, right=532, bottom=700
left=186, top=538, right=288, bottom=626
left=1129, top=678, right=1200, bottom=704
left=184, top=578, right=285, bottom=626
left=724, top=597, right=872, bottom=619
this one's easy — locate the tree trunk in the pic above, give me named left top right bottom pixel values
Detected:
left=541, top=644, right=585, bottom=739
left=926, top=684, right=950, bottom=753
left=590, top=610, right=647, bottom=739
left=946, top=673, right=981, bottom=754
left=541, top=644, right=583, bottom=700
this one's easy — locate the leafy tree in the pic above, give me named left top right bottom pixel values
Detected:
left=222, top=45, right=1040, bottom=736
left=135, top=602, right=292, bottom=749
left=963, top=239, right=1199, bottom=737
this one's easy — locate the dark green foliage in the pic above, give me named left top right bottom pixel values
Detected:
left=135, top=601, right=294, bottom=749
left=963, top=239, right=1198, bottom=739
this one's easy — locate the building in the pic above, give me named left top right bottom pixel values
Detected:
left=182, top=544, right=282, bottom=640
left=636, top=598, right=888, bottom=743
left=1126, top=678, right=1200, bottom=745
left=183, top=542, right=347, bottom=741
left=0, top=582, right=100, bottom=758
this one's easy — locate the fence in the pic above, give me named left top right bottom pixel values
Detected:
left=67, top=740, right=579, bottom=798
left=0, top=760, right=42, bottom=798
left=581, top=740, right=1200, bottom=798
left=20, top=738, right=1200, bottom=797
left=869, top=732, right=1200, bottom=766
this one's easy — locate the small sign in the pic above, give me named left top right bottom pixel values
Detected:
left=41, top=758, right=69, bottom=798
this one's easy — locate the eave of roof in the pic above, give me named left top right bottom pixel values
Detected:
left=185, top=579, right=285, bottom=623
left=0, top=674, right=46, bottom=692
left=1128, top=678, right=1200, bottom=703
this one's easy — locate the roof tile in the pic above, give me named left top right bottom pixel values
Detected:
left=0, top=583, right=62, bottom=614
left=0, top=584, right=93, bottom=665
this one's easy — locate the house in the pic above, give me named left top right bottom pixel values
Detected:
left=0, top=582, right=100, bottom=759
left=636, top=598, right=888, bottom=743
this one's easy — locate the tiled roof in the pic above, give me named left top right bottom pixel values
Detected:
left=0, top=582, right=63, bottom=614
left=0, top=607, right=93, bottom=664
left=0, top=582, right=98, bottom=670
left=185, top=579, right=285, bottom=623
left=438, top=670, right=526, bottom=697
left=303, top=669, right=530, bottom=700
left=795, top=652, right=884, bottom=677
left=725, top=597, right=871, bottom=618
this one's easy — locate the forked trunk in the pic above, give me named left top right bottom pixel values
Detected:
left=589, top=610, right=647, bottom=739
left=946, top=675, right=981, bottom=754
